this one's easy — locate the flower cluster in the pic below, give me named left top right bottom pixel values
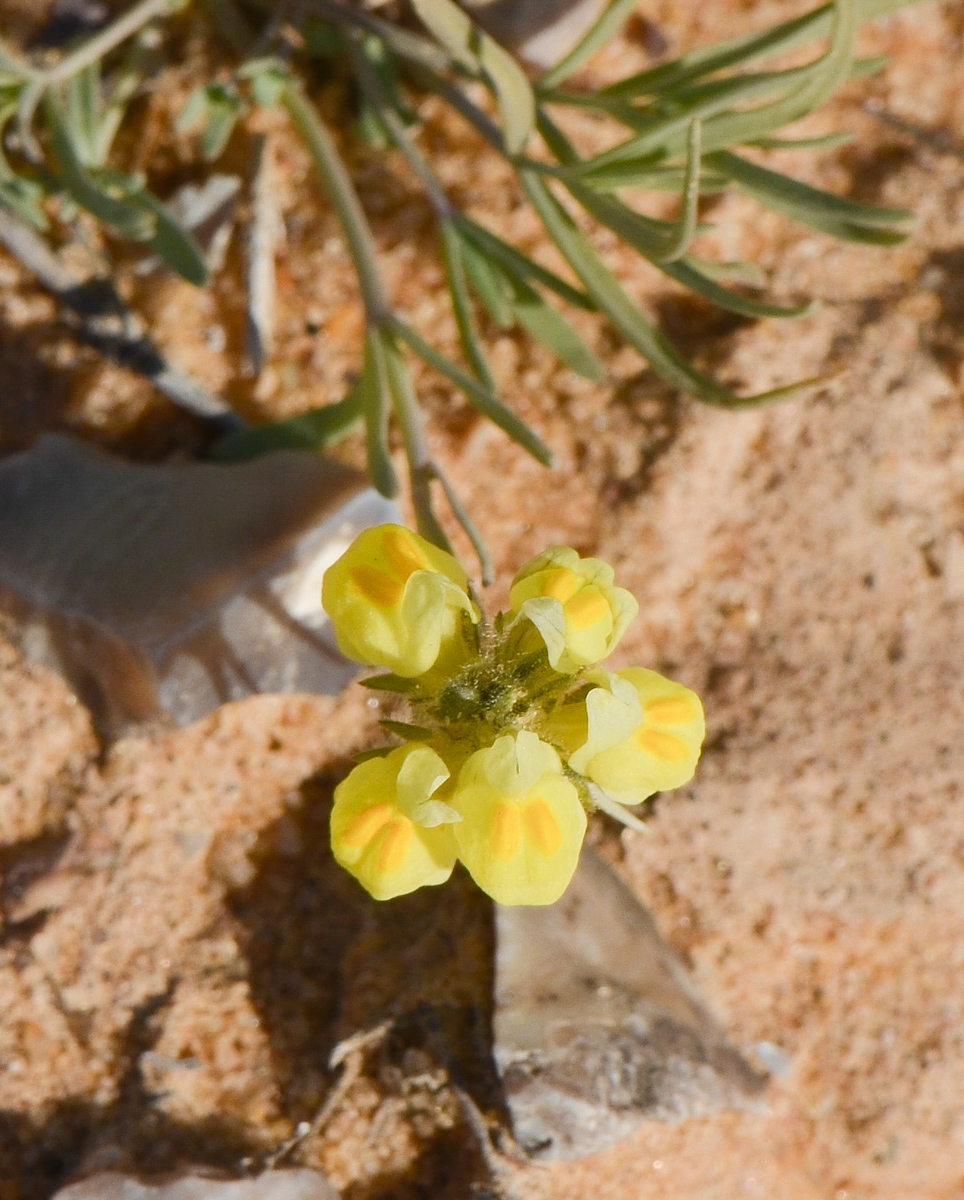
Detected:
left=323, top=525, right=704, bottom=906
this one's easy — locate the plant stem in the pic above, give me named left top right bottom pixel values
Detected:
left=43, top=0, right=178, bottom=87
left=281, top=78, right=392, bottom=323
left=347, top=34, right=454, bottom=221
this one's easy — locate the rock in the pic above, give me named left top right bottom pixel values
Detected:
left=52, top=1170, right=337, bottom=1200
left=461, top=0, right=609, bottom=68
left=493, top=847, right=767, bottom=1160
left=0, top=435, right=398, bottom=733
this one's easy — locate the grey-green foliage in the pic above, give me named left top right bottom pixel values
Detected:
left=0, top=0, right=922, bottom=576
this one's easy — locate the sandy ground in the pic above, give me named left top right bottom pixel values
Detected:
left=2, top=0, right=964, bottom=1196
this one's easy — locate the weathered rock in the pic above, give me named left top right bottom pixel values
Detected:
left=494, top=847, right=767, bottom=1160
left=461, top=0, right=608, bottom=67
left=52, top=1170, right=337, bottom=1200
left=0, top=435, right=397, bottom=733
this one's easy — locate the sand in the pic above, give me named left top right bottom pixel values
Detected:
left=1, top=0, right=964, bottom=1195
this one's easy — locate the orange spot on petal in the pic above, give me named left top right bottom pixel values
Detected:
left=383, top=529, right=428, bottom=578
left=523, top=798, right=562, bottom=858
left=636, top=728, right=691, bottom=763
left=351, top=565, right=403, bottom=608
left=541, top=568, right=581, bottom=604
left=490, top=802, right=522, bottom=862
left=565, top=589, right=609, bottom=631
left=644, top=696, right=698, bottom=726
left=342, top=803, right=394, bottom=849
left=376, top=818, right=413, bottom=875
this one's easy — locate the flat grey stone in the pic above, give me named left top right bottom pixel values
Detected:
left=461, top=0, right=609, bottom=68
left=52, top=1170, right=337, bottom=1200
left=494, top=847, right=768, bottom=1160
left=0, top=434, right=398, bottom=732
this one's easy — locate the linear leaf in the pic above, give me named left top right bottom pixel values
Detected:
left=461, top=234, right=515, bottom=327
left=136, top=189, right=209, bottom=286
left=650, top=118, right=702, bottom=263
left=538, top=0, right=641, bottom=89
left=63, top=64, right=101, bottom=167
left=210, top=389, right=362, bottom=462
left=708, top=148, right=912, bottom=239
left=410, top=0, right=535, bottom=154
left=393, top=319, right=554, bottom=464
left=361, top=327, right=400, bottom=498
left=751, top=131, right=853, bottom=151
left=664, top=258, right=814, bottom=319
left=521, top=169, right=825, bottom=407
left=440, top=218, right=496, bottom=387
left=510, top=280, right=605, bottom=380
left=602, top=0, right=921, bottom=102
left=455, top=214, right=594, bottom=309
left=44, top=94, right=156, bottom=240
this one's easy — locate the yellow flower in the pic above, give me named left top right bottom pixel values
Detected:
left=331, top=744, right=459, bottom=900
left=576, top=667, right=705, bottom=804
left=450, top=731, right=586, bottom=906
left=543, top=668, right=643, bottom=770
left=322, top=524, right=477, bottom=678
left=508, top=546, right=639, bottom=673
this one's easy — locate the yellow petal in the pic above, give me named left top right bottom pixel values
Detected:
left=322, top=524, right=476, bottom=676
left=451, top=735, right=586, bottom=905
left=509, top=546, right=638, bottom=672
left=584, top=668, right=705, bottom=803
left=331, top=749, right=458, bottom=900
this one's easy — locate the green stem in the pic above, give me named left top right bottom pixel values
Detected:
left=347, top=34, right=454, bottom=221
left=45, top=0, right=179, bottom=87
left=281, top=79, right=392, bottom=323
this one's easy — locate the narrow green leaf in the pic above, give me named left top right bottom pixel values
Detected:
left=361, top=328, right=400, bottom=498
left=580, top=0, right=857, bottom=172
left=688, top=257, right=768, bottom=288
left=360, top=673, right=419, bottom=693
left=456, top=214, right=594, bottom=309
left=0, top=177, right=49, bottom=231
left=410, top=0, right=535, bottom=154
left=380, top=327, right=456, bottom=555
left=538, top=0, right=640, bottom=89
left=510, top=281, right=605, bottom=380
left=521, top=169, right=824, bottom=408
left=708, top=148, right=913, bottom=240
left=136, top=189, right=209, bottom=286
left=458, top=224, right=603, bottom=378
left=650, top=118, right=702, bottom=263
left=561, top=60, right=817, bottom=144
left=0, top=94, right=48, bottom=230
left=210, top=388, right=363, bottom=462
left=601, top=0, right=915, bottom=101
left=461, top=234, right=514, bottom=327
left=696, top=0, right=859, bottom=154
left=63, top=64, right=101, bottom=167
left=751, top=131, right=853, bottom=151
left=393, top=319, right=554, bottom=465
left=578, top=160, right=729, bottom=193
left=850, top=53, right=890, bottom=78
left=440, top=219, right=496, bottom=388
left=664, top=258, right=814, bottom=319
left=200, top=85, right=243, bottom=160
left=43, top=94, right=156, bottom=240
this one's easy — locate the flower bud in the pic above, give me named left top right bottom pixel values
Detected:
left=450, top=731, right=586, bottom=905
left=331, top=744, right=459, bottom=900
left=322, top=524, right=477, bottom=677
left=509, top=546, right=638, bottom=672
